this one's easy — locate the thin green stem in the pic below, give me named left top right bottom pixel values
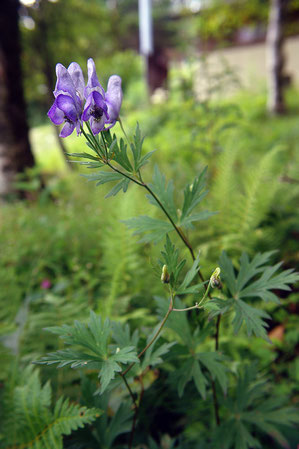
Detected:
left=80, top=126, right=95, bottom=148
left=173, top=305, right=201, bottom=312
left=215, top=315, right=221, bottom=351
left=103, top=131, right=207, bottom=290
left=119, top=373, right=137, bottom=408
left=118, top=117, right=130, bottom=145
left=137, top=301, right=173, bottom=360
left=81, top=125, right=102, bottom=158
left=211, top=314, right=221, bottom=426
left=100, top=131, right=109, bottom=159
left=143, top=183, right=197, bottom=259
left=106, top=161, right=144, bottom=187
left=86, top=122, right=220, bottom=426
left=122, top=295, right=173, bottom=377
left=211, top=379, right=220, bottom=426
left=129, top=375, right=144, bottom=449
left=173, top=282, right=211, bottom=312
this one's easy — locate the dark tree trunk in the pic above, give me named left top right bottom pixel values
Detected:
left=0, top=0, right=35, bottom=197
left=148, top=47, right=169, bottom=95
left=267, top=0, right=286, bottom=115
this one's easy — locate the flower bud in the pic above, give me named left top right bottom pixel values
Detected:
left=210, top=267, right=222, bottom=289
left=161, top=264, right=170, bottom=284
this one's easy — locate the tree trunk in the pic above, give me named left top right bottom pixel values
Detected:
left=266, top=0, right=286, bottom=115
left=0, top=0, right=35, bottom=197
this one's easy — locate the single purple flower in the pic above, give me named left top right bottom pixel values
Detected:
left=84, top=58, right=105, bottom=99
left=82, top=90, right=109, bottom=134
left=105, top=75, right=123, bottom=129
left=48, top=63, right=84, bottom=137
left=41, top=279, right=51, bottom=289
left=82, top=58, right=109, bottom=134
left=82, top=59, right=108, bottom=133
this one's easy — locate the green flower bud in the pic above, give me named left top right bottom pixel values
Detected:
left=210, top=267, right=222, bottom=289
left=161, top=264, right=170, bottom=284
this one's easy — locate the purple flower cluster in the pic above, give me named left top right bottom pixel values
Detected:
left=48, top=59, right=123, bottom=138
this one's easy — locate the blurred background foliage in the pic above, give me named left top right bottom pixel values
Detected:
left=0, top=0, right=299, bottom=447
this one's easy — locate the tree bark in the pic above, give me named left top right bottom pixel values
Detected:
left=266, top=0, right=286, bottom=115
left=0, top=0, right=35, bottom=197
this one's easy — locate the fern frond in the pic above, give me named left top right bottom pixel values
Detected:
left=233, top=146, right=282, bottom=238
left=1, top=369, right=100, bottom=449
left=98, top=188, right=149, bottom=318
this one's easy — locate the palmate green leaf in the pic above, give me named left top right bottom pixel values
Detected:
left=123, top=164, right=212, bottom=241
left=204, top=297, right=233, bottom=317
left=141, top=339, right=176, bottom=371
left=181, top=167, right=208, bottom=220
left=123, top=216, right=173, bottom=243
left=91, top=390, right=133, bottom=449
left=232, top=300, right=271, bottom=341
left=130, top=123, right=144, bottom=171
left=220, top=251, right=298, bottom=302
left=111, top=137, right=133, bottom=173
left=45, top=312, right=111, bottom=357
left=173, top=351, right=227, bottom=399
left=235, top=251, right=277, bottom=294
left=81, top=170, right=131, bottom=197
left=138, top=150, right=156, bottom=169
left=176, top=254, right=206, bottom=294
left=67, top=152, right=101, bottom=161
left=35, top=349, right=103, bottom=368
left=79, top=376, right=133, bottom=447
left=98, top=359, right=122, bottom=394
left=240, top=264, right=299, bottom=302
left=105, top=177, right=130, bottom=198
left=147, top=165, right=178, bottom=222
left=192, top=359, right=208, bottom=399
left=219, top=251, right=238, bottom=296
left=212, top=364, right=298, bottom=449
left=82, top=170, right=123, bottom=184
left=127, top=123, right=156, bottom=171
left=219, top=251, right=299, bottom=340
left=197, top=352, right=228, bottom=394
left=180, top=210, right=216, bottom=228
left=175, top=358, right=208, bottom=399
left=111, top=321, right=139, bottom=349
left=35, top=312, right=139, bottom=394
left=72, top=161, right=105, bottom=169
left=103, top=402, right=133, bottom=448
left=160, top=235, right=186, bottom=288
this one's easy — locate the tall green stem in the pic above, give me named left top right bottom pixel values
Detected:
left=104, top=124, right=220, bottom=425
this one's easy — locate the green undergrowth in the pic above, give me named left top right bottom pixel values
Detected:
left=1, top=88, right=298, bottom=448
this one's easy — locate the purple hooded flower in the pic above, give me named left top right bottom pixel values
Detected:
left=48, top=63, right=84, bottom=137
left=82, top=58, right=109, bottom=134
left=105, top=75, right=123, bottom=129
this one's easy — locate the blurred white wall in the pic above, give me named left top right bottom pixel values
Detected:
left=207, top=35, right=299, bottom=90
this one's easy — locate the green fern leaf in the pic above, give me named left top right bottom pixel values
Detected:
left=2, top=369, right=100, bottom=449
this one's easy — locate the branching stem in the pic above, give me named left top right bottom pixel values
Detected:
left=215, top=315, right=221, bottom=351
left=129, top=375, right=145, bottom=449
left=122, top=295, right=174, bottom=377
left=211, top=379, right=220, bottom=426
left=103, top=122, right=221, bottom=427
left=119, top=373, right=137, bottom=408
